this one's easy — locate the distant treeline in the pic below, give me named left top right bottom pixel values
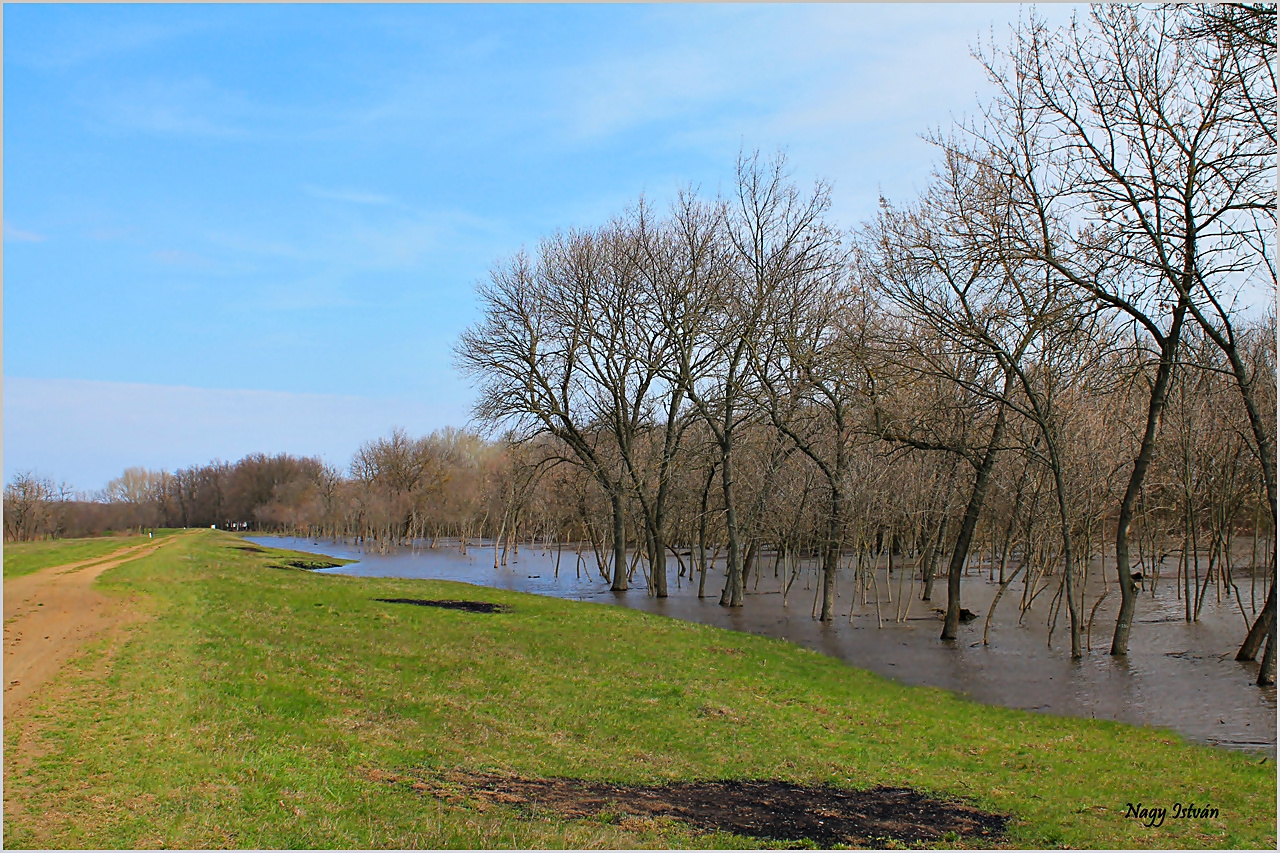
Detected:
left=3, top=428, right=495, bottom=543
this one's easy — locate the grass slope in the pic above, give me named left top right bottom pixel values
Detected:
left=3, top=531, right=1274, bottom=849
left=2, top=529, right=180, bottom=580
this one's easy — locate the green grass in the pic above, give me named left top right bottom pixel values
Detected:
left=4, top=530, right=1274, bottom=848
left=1, top=529, right=180, bottom=579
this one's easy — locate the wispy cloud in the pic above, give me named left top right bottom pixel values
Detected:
left=87, top=226, right=133, bottom=241
left=7, top=17, right=213, bottom=71
left=4, top=225, right=47, bottom=243
left=210, top=205, right=504, bottom=279
left=151, top=248, right=217, bottom=269
left=206, top=231, right=309, bottom=261
left=303, top=185, right=396, bottom=206
left=81, top=76, right=261, bottom=139
left=554, top=49, right=732, bottom=142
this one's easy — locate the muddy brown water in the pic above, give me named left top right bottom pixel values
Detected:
left=250, top=535, right=1276, bottom=753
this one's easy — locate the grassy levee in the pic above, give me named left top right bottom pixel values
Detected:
left=2, top=529, right=182, bottom=580
left=3, top=530, right=1274, bottom=848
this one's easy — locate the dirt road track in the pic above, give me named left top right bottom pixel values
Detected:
left=4, top=537, right=177, bottom=721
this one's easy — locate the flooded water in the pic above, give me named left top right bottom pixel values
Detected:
left=249, top=535, right=1276, bottom=753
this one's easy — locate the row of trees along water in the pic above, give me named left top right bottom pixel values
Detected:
left=454, top=4, right=1277, bottom=682
left=7, top=376, right=1273, bottom=658
left=3, top=5, right=1273, bottom=682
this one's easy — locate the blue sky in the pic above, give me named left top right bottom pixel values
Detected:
left=4, top=3, right=1080, bottom=492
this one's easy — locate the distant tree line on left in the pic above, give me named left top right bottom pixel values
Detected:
left=1, top=427, right=511, bottom=544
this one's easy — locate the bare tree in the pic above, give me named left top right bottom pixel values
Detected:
left=960, top=5, right=1274, bottom=656
left=3, top=472, right=67, bottom=541
left=750, top=231, right=859, bottom=622
left=457, top=241, right=633, bottom=589
left=675, top=151, right=837, bottom=607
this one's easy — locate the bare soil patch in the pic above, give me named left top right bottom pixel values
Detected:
left=376, top=770, right=1008, bottom=847
left=373, top=598, right=511, bottom=614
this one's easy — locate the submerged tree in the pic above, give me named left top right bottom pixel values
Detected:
left=955, top=5, right=1276, bottom=657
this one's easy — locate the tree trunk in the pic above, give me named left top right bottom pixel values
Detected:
left=696, top=462, right=715, bottom=599
left=1237, top=577, right=1276, bottom=661
left=1257, top=616, right=1276, bottom=686
left=610, top=491, right=628, bottom=592
left=1111, top=302, right=1187, bottom=656
left=921, top=517, right=949, bottom=602
left=719, top=446, right=744, bottom=607
left=817, top=483, right=845, bottom=621
left=942, top=403, right=1007, bottom=640
left=650, top=527, right=668, bottom=598
left=742, top=540, right=758, bottom=593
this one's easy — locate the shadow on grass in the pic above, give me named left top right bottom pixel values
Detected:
left=373, top=598, right=512, bottom=614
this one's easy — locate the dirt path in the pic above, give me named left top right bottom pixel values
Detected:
left=3, top=537, right=177, bottom=721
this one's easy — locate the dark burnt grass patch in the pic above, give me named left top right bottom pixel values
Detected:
left=379, top=770, right=1008, bottom=847
left=234, top=544, right=267, bottom=553
left=374, top=598, right=512, bottom=614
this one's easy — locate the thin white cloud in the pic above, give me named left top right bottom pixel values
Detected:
left=87, top=226, right=132, bottom=241
left=205, top=231, right=309, bottom=261
left=7, top=18, right=213, bottom=71
left=556, top=49, right=732, bottom=142
left=83, top=76, right=253, bottom=138
left=151, top=248, right=216, bottom=268
left=303, top=185, right=396, bottom=206
left=4, top=225, right=47, bottom=243
left=208, top=205, right=506, bottom=281
left=537, top=3, right=1077, bottom=162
